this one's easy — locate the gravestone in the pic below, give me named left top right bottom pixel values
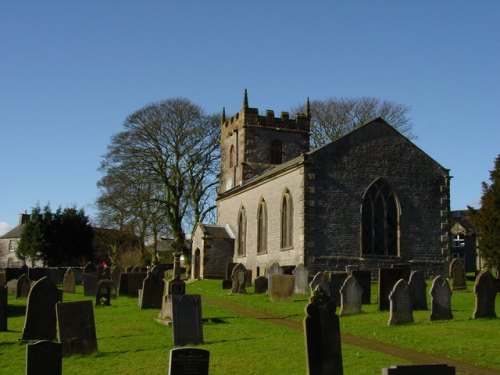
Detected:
left=266, top=262, right=283, bottom=294
left=16, top=273, right=31, bottom=298
left=310, top=272, right=330, bottom=296
left=382, top=364, right=455, bottom=374
left=293, top=263, right=309, bottom=294
left=225, top=262, right=237, bottom=280
left=0, top=271, right=6, bottom=287
left=339, top=275, right=362, bottom=316
left=21, top=277, right=59, bottom=341
left=83, top=262, right=96, bottom=274
left=351, top=270, right=371, bottom=304
left=20, top=264, right=29, bottom=276
left=449, top=259, right=466, bottom=290
left=0, top=286, right=7, bottom=331
left=26, top=340, right=62, bottom=375
left=378, top=268, right=404, bottom=311
left=167, top=276, right=186, bottom=295
left=110, top=266, right=121, bottom=295
left=63, top=268, right=76, bottom=293
left=168, top=348, right=210, bottom=375
left=95, top=279, right=113, bottom=306
left=119, top=272, right=147, bottom=297
left=139, top=272, right=164, bottom=309
left=388, top=279, right=414, bottom=326
left=408, top=271, right=427, bottom=310
left=126, top=266, right=133, bottom=273
left=473, top=270, right=497, bottom=319
left=97, top=266, right=110, bottom=281
left=221, top=279, right=232, bottom=289
left=304, top=286, right=343, bottom=375
left=73, top=268, right=84, bottom=285
left=391, top=263, right=411, bottom=281
left=172, top=294, right=204, bottom=346
left=327, top=272, right=348, bottom=307
left=269, top=274, right=295, bottom=302
left=7, top=279, right=17, bottom=294
left=429, top=275, right=453, bottom=321
left=82, top=273, right=97, bottom=296
left=231, top=263, right=247, bottom=294
left=56, top=300, right=97, bottom=356
left=254, top=276, right=268, bottom=294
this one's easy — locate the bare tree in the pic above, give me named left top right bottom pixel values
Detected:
left=292, top=97, right=413, bottom=148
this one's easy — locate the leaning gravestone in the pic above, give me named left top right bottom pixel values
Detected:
left=21, top=277, right=60, bottom=341
left=269, top=274, right=295, bottom=302
left=351, top=270, right=371, bottom=304
left=378, top=268, right=404, bottom=311
left=0, top=286, right=7, bottom=331
left=293, top=263, right=309, bottom=295
left=56, top=300, right=97, bottom=356
left=225, top=262, right=237, bottom=280
left=63, top=268, right=76, bottom=293
left=82, top=273, right=98, bottom=296
left=388, top=279, right=414, bottom=326
left=449, top=259, right=467, bottom=290
left=172, top=294, right=204, bottom=346
left=310, top=271, right=330, bottom=296
left=139, top=272, right=164, bottom=309
left=429, top=275, right=453, bottom=321
left=408, top=271, right=427, bottom=310
left=26, top=340, right=62, bottom=375
left=95, top=279, right=113, bottom=306
left=382, top=363, right=456, bottom=375
left=254, top=276, right=268, bottom=294
left=339, top=275, right=362, bottom=316
left=16, top=273, right=31, bottom=298
left=473, top=270, right=497, bottom=319
left=304, top=286, right=343, bottom=375
left=168, top=348, right=210, bottom=375
left=266, top=262, right=283, bottom=294
left=231, top=263, right=247, bottom=294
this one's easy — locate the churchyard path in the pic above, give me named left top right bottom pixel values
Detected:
left=202, top=295, right=499, bottom=375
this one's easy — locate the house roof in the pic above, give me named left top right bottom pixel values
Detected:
left=0, top=224, right=25, bottom=239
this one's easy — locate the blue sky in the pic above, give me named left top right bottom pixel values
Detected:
left=1, top=1, right=499, bottom=234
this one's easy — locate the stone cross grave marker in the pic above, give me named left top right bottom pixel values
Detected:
left=140, top=271, right=164, bottom=309
left=339, top=275, right=362, bottom=316
left=56, top=300, right=97, bottom=356
left=293, top=263, right=309, bottom=295
left=408, top=271, right=427, bottom=310
left=429, top=275, right=453, bottom=321
left=231, top=263, right=247, bottom=294
left=388, top=279, right=414, bottom=326
left=304, top=286, right=343, bottom=375
left=473, top=270, right=497, bottom=319
left=168, top=348, right=209, bottom=375
left=172, top=294, right=204, bottom=346
left=449, top=259, right=467, bottom=290
left=63, top=268, right=76, bottom=293
left=269, top=274, right=295, bottom=302
left=254, top=276, right=268, bottom=294
left=0, top=286, right=7, bottom=331
left=21, top=277, right=60, bottom=341
left=26, top=340, right=62, bottom=375
left=16, top=273, right=31, bottom=298
left=378, top=268, right=404, bottom=311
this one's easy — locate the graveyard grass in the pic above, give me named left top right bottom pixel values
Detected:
left=0, top=279, right=498, bottom=375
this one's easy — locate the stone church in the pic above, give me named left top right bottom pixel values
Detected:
left=191, top=92, right=450, bottom=280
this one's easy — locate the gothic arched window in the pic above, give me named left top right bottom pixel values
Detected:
left=281, top=190, right=293, bottom=249
left=361, top=179, right=400, bottom=256
left=229, top=145, right=235, bottom=168
left=257, top=199, right=268, bottom=254
left=270, top=139, right=284, bottom=164
left=237, top=206, right=247, bottom=256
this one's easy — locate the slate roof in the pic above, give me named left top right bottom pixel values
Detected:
left=0, top=224, right=25, bottom=239
left=198, top=224, right=234, bottom=239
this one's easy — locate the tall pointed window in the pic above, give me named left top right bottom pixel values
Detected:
left=270, top=139, right=284, bottom=164
left=281, top=190, right=293, bottom=249
left=257, top=199, right=268, bottom=254
left=361, top=179, right=399, bottom=256
left=237, top=206, right=247, bottom=256
left=229, top=145, right=235, bottom=168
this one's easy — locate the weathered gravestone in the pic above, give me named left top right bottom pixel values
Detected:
left=378, top=268, right=404, bottom=311
left=158, top=276, right=186, bottom=323
left=382, top=363, right=456, bottom=375
left=266, top=262, right=283, bottom=294
left=110, top=266, right=121, bottom=295
left=26, top=340, right=62, bottom=375
left=304, top=286, right=343, bottom=375
left=473, top=270, right=497, bottom=319
left=231, top=263, right=247, bottom=294
left=7, top=279, right=17, bottom=294
left=293, top=263, right=309, bottom=295
left=0, top=286, right=7, bottom=331
left=388, top=279, right=414, bottom=326
left=168, top=348, right=210, bottom=375
left=83, top=262, right=97, bottom=274
left=449, top=258, right=467, bottom=290
left=139, top=272, right=164, bottom=309
left=254, top=276, right=268, bottom=294
left=351, top=270, right=371, bottom=304
left=172, top=294, right=204, bottom=346
left=16, top=273, right=31, bottom=298
left=339, top=275, right=362, bottom=316
left=119, top=272, right=147, bottom=297
left=21, top=277, right=60, bottom=341
left=63, top=268, right=76, bottom=293
left=408, top=271, right=427, bottom=310
left=269, top=274, right=295, bottom=302
left=56, top=300, right=97, bottom=356
left=95, top=279, right=113, bottom=306
left=82, top=273, right=98, bottom=296
left=429, top=275, right=453, bottom=321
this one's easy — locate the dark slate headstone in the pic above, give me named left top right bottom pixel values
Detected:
left=26, top=340, right=62, bottom=375
left=449, top=259, right=467, bottom=290
left=56, top=300, right=97, bottom=357
left=391, top=263, right=411, bottom=281
left=119, top=273, right=129, bottom=296
left=388, top=279, right=414, bottom=326
left=73, top=268, right=84, bottom=285
left=408, top=271, right=427, bottom=310
left=83, top=262, right=97, bottom=274
left=126, top=272, right=147, bottom=297
left=221, top=279, right=232, bottom=290
left=168, top=348, right=209, bottom=375
left=0, top=271, right=6, bottom=288
left=351, top=270, right=371, bottom=304
left=48, top=268, right=64, bottom=284
left=382, top=363, right=455, bottom=375
left=0, top=286, right=7, bottom=331
left=16, top=273, right=31, bottom=298
left=28, top=268, right=49, bottom=281
left=269, top=274, right=295, bottom=302
left=378, top=268, right=404, bottom=311
left=340, top=275, right=362, bottom=316
left=82, top=273, right=98, bottom=296
left=429, top=276, right=453, bottom=321
left=304, top=286, right=343, bottom=375
left=172, top=294, right=204, bottom=346
left=21, top=277, right=59, bottom=341
left=231, top=263, right=247, bottom=294
left=167, top=276, right=186, bottom=295
left=473, top=270, right=497, bottom=319
left=139, top=272, right=164, bottom=309
left=95, top=279, right=113, bottom=306
left=254, top=276, right=268, bottom=294
left=20, top=264, right=29, bottom=276
left=225, top=262, right=237, bottom=280
left=63, top=268, right=76, bottom=293
left=327, top=271, right=348, bottom=307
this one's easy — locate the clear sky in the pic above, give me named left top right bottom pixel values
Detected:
left=1, top=1, right=499, bottom=235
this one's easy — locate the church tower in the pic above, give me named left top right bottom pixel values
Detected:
left=219, top=90, right=311, bottom=194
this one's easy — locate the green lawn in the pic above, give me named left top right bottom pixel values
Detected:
left=0, top=278, right=498, bottom=375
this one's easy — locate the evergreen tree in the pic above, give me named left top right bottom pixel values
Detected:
left=16, top=205, right=45, bottom=266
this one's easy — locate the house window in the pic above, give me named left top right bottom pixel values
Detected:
left=452, top=234, right=465, bottom=247
left=361, top=179, right=399, bottom=256
left=270, top=140, right=284, bottom=164
left=9, top=240, right=18, bottom=252
left=257, top=199, right=268, bottom=254
left=237, top=207, right=247, bottom=256
left=281, top=190, right=293, bottom=249
left=452, top=252, right=465, bottom=263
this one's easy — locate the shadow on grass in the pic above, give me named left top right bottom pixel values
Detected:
left=204, top=337, right=257, bottom=345
left=8, top=305, right=26, bottom=317
left=202, top=317, right=230, bottom=324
